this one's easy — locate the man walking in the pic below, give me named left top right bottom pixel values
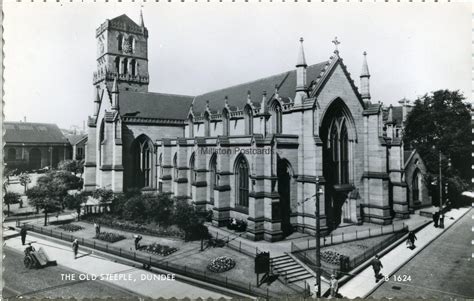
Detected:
left=407, top=231, right=417, bottom=249
left=20, top=227, right=27, bottom=245
left=433, top=211, right=440, bottom=228
left=72, top=239, right=79, bottom=259
left=94, top=223, right=99, bottom=236
left=134, top=235, right=142, bottom=250
left=371, top=255, right=383, bottom=282
left=329, top=274, right=339, bottom=298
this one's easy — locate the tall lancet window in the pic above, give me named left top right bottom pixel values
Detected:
left=209, top=153, right=217, bottom=205
left=189, top=152, right=195, bottom=197
left=244, top=106, right=253, bottom=135
left=173, top=153, right=178, bottom=180
left=235, top=155, right=249, bottom=208
left=271, top=102, right=283, bottom=134
left=117, top=34, right=123, bottom=51
left=222, top=109, right=230, bottom=136
left=329, top=118, right=349, bottom=185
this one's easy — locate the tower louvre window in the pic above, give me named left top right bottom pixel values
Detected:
left=117, top=34, right=123, bottom=51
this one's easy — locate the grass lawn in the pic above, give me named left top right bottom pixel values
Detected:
left=40, top=219, right=300, bottom=296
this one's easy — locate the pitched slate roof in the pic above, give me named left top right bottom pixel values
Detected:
left=110, top=14, right=139, bottom=28
left=119, top=91, right=194, bottom=120
left=66, top=134, right=87, bottom=146
left=192, top=62, right=328, bottom=115
left=4, top=122, right=70, bottom=144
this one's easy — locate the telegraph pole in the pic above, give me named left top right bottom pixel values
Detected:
left=315, top=176, right=321, bottom=298
left=439, top=150, right=442, bottom=209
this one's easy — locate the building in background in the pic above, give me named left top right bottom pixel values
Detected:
left=4, top=122, right=71, bottom=171
left=66, top=134, right=88, bottom=161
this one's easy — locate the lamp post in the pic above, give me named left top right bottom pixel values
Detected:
left=438, top=150, right=442, bottom=209
left=315, top=176, right=322, bottom=298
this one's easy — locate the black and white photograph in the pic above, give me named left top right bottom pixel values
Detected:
left=2, top=1, right=473, bottom=299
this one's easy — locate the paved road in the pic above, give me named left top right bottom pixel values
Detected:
left=370, top=208, right=473, bottom=299
left=4, top=233, right=233, bottom=299
left=2, top=247, right=140, bottom=299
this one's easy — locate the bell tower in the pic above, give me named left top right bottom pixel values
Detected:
left=93, top=12, right=149, bottom=92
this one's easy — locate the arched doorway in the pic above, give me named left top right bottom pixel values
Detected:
left=29, top=148, right=42, bottom=170
left=412, top=169, right=422, bottom=205
left=130, top=135, right=154, bottom=189
left=277, top=157, right=293, bottom=236
left=320, top=99, right=354, bottom=230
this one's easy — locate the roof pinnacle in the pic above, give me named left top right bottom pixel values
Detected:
left=139, top=9, right=145, bottom=27
left=360, top=51, right=370, bottom=77
left=296, top=37, right=307, bottom=67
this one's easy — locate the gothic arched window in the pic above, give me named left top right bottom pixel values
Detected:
left=235, top=155, right=249, bottom=208
left=122, top=58, right=128, bottom=75
left=271, top=102, right=283, bottom=134
left=131, top=135, right=153, bottom=188
left=209, top=153, right=217, bottom=204
left=130, top=59, right=136, bottom=76
left=128, top=36, right=135, bottom=53
left=413, top=169, right=420, bottom=202
left=117, top=34, right=123, bottom=51
left=329, top=118, right=349, bottom=185
left=115, top=57, right=120, bottom=73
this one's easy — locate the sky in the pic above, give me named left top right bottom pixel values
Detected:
left=3, top=1, right=471, bottom=130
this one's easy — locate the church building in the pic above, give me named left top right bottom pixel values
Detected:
left=84, top=13, right=411, bottom=241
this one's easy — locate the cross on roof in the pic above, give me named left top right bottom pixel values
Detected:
left=332, top=37, right=340, bottom=53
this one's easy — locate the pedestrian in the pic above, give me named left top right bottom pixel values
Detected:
left=433, top=211, right=439, bottom=228
left=98, top=223, right=101, bottom=234
left=329, top=274, right=339, bottom=298
left=20, top=227, right=27, bottom=245
left=72, top=239, right=79, bottom=259
left=371, top=255, right=383, bottom=283
left=94, top=223, right=99, bottom=236
left=439, top=213, right=445, bottom=228
left=407, top=231, right=417, bottom=249
left=134, top=235, right=142, bottom=250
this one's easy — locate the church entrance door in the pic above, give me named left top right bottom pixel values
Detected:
left=277, top=158, right=293, bottom=236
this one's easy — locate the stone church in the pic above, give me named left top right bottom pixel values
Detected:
left=84, top=13, right=412, bottom=241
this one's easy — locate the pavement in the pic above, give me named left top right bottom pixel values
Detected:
left=4, top=232, right=232, bottom=299
left=370, top=207, right=474, bottom=299
left=338, top=206, right=471, bottom=298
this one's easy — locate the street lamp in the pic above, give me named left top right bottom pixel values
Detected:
left=315, top=177, right=323, bottom=298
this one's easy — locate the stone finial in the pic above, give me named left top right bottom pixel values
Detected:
left=247, top=90, right=251, bottom=104
left=332, top=36, right=341, bottom=54
left=296, top=37, right=307, bottom=67
left=360, top=51, right=370, bottom=78
left=139, top=9, right=145, bottom=27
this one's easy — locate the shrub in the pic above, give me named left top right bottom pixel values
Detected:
left=95, top=232, right=126, bottom=243
left=207, top=256, right=236, bottom=273
left=58, top=224, right=84, bottom=232
left=227, top=218, right=247, bottom=232
left=140, top=242, right=178, bottom=256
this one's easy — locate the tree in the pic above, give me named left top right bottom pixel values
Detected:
left=172, top=201, right=207, bottom=241
left=93, top=188, right=115, bottom=213
left=4, top=192, right=21, bottom=216
left=26, top=186, right=61, bottom=226
left=123, top=195, right=147, bottom=221
left=18, top=173, right=32, bottom=195
left=65, top=191, right=89, bottom=220
left=147, top=193, right=174, bottom=226
left=403, top=90, right=471, bottom=205
left=58, top=159, right=84, bottom=176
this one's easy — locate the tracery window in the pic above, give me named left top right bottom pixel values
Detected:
left=235, top=155, right=249, bottom=208
left=244, top=106, right=253, bottom=135
left=329, top=117, right=349, bottom=185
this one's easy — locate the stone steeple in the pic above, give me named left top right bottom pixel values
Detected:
left=360, top=51, right=371, bottom=103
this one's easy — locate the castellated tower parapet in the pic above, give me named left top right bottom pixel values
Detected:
left=93, top=14, right=149, bottom=92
